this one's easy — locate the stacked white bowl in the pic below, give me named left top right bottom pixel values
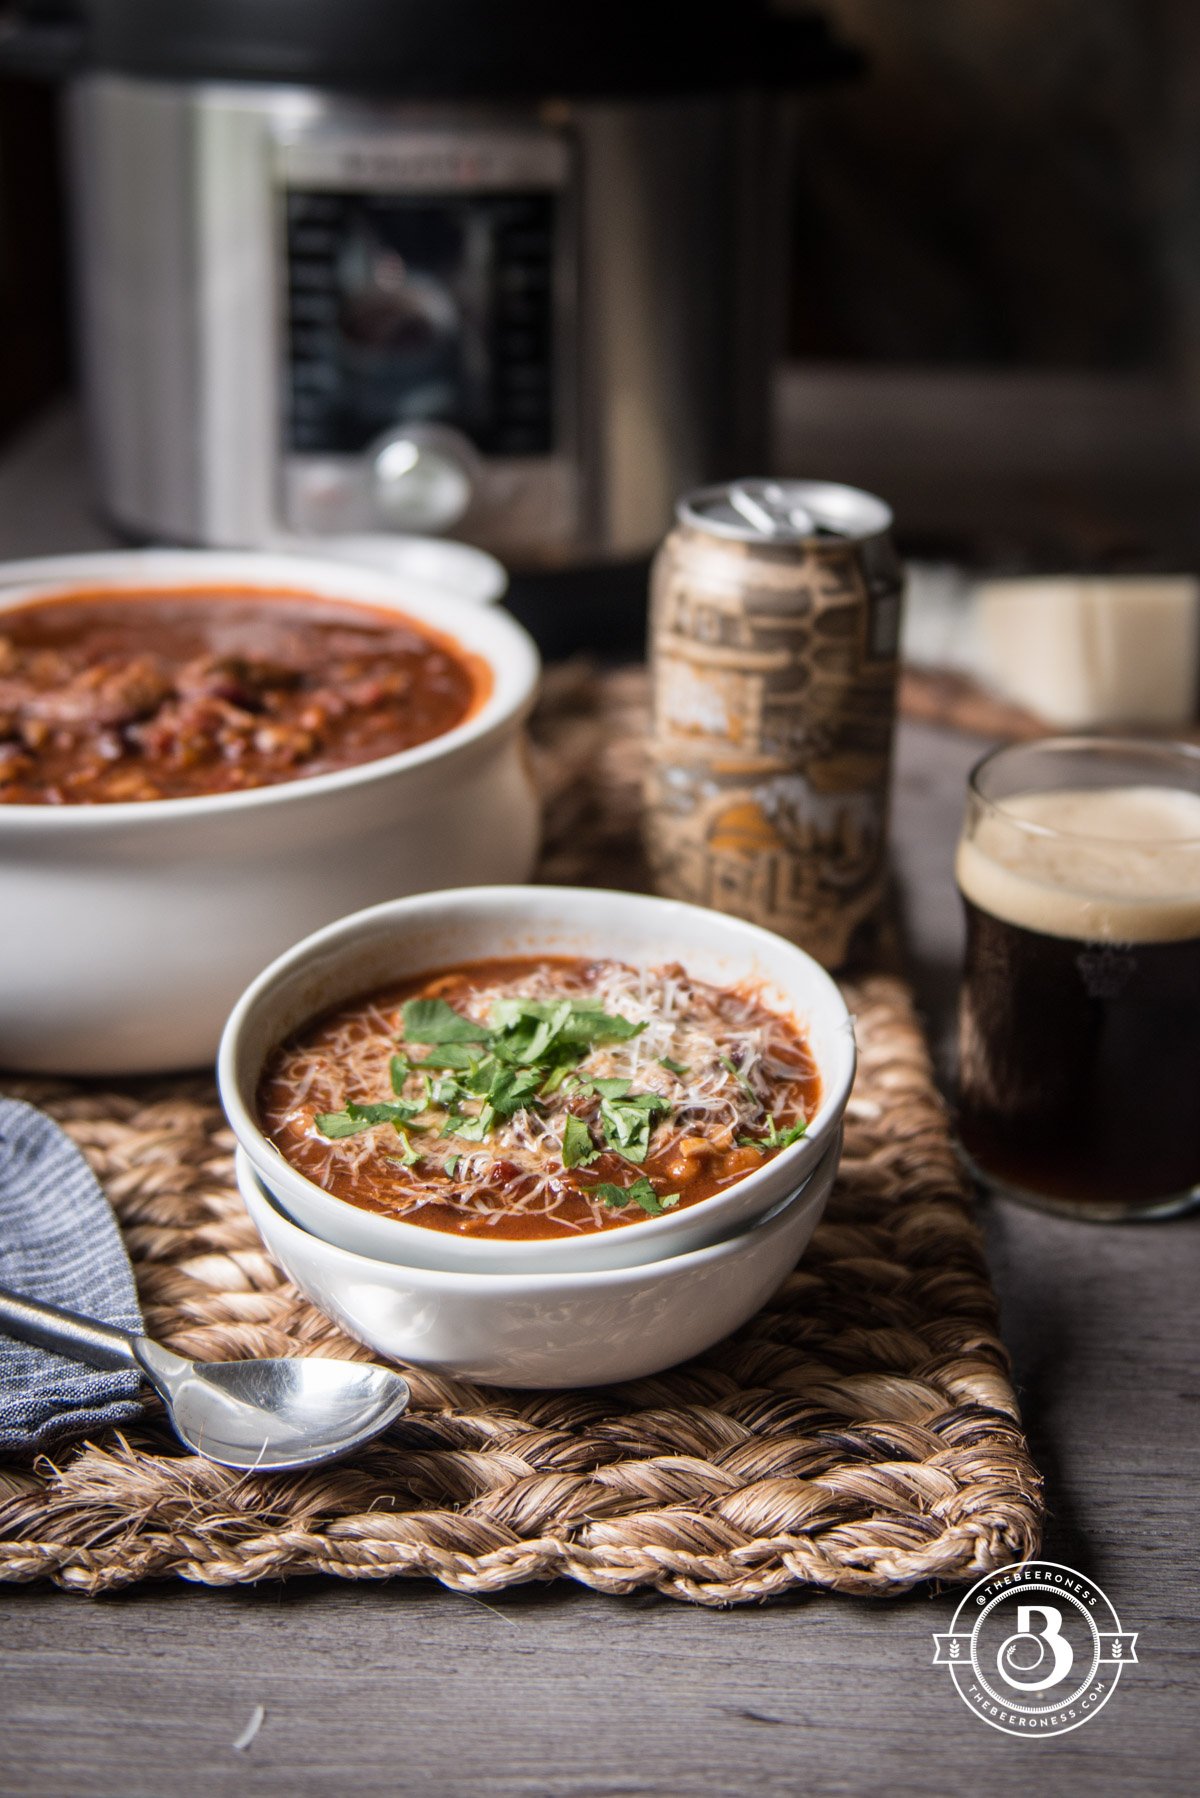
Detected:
left=219, top=888, right=856, bottom=1388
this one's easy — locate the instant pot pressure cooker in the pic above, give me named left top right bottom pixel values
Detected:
left=2, top=1, right=855, bottom=571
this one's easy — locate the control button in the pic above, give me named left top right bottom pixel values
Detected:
left=371, top=435, right=472, bottom=532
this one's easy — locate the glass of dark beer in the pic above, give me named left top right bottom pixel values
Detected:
left=956, top=736, right=1200, bottom=1220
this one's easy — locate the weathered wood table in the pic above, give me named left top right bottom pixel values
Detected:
left=0, top=412, right=1196, bottom=1797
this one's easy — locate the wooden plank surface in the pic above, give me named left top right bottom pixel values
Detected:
left=1, top=419, right=1197, bottom=1795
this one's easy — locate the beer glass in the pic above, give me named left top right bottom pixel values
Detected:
left=955, top=737, right=1200, bottom=1220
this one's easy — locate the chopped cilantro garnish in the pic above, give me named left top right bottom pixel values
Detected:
left=553, top=1005, right=645, bottom=1048
left=387, top=1129, right=421, bottom=1168
left=659, top=1056, right=690, bottom=1077
left=313, top=1110, right=369, bottom=1140
left=402, top=998, right=491, bottom=1044
left=490, top=997, right=574, bottom=1066
left=329, top=992, right=669, bottom=1159
left=721, top=1054, right=755, bottom=1097
left=737, top=1114, right=808, bottom=1151
left=486, top=1065, right=545, bottom=1118
left=487, top=998, right=645, bottom=1068
left=314, top=1098, right=421, bottom=1139
left=415, top=1042, right=482, bottom=1071
left=443, top=1154, right=460, bottom=1179
left=596, top=1089, right=671, bottom=1163
left=594, top=1181, right=635, bottom=1209
left=561, top=1113, right=599, bottom=1169
left=463, top=1057, right=498, bottom=1098
left=590, top=1177, right=680, bottom=1217
left=452, top=1102, right=496, bottom=1143
left=352, top=1101, right=422, bottom=1127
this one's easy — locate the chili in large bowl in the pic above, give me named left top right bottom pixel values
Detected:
left=0, top=584, right=484, bottom=805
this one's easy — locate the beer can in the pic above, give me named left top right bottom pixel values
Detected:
left=644, top=479, right=904, bottom=969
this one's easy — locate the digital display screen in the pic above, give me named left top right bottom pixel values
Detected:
left=284, top=189, right=557, bottom=458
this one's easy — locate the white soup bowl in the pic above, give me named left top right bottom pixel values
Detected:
left=237, top=1135, right=839, bottom=1389
left=218, top=885, right=856, bottom=1274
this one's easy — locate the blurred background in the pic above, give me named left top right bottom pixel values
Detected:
left=2, top=0, right=1199, bottom=649
left=781, top=0, right=1200, bottom=570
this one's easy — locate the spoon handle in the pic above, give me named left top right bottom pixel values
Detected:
left=0, top=1284, right=140, bottom=1372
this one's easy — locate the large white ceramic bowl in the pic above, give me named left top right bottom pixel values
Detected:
left=0, top=549, right=540, bottom=1075
left=237, top=1134, right=839, bottom=1388
left=218, top=886, right=856, bottom=1275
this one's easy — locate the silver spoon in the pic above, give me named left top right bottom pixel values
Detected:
left=0, top=1284, right=410, bottom=1470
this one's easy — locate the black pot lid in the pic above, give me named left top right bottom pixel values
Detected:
left=1, top=1, right=861, bottom=97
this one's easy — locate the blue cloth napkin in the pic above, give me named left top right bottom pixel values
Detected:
left=0, top=1097, right=144, bottom=1455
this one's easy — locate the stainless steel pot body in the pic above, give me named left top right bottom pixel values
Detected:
left=67, top=75, right=782, bottom=569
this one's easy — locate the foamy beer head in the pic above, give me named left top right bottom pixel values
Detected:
left=956, top=738, right=1200, bottom=1220
left=957, top=784, right=1200, bottom=944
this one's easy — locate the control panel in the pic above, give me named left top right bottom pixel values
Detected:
left=274, top=127, right=577, bottom=552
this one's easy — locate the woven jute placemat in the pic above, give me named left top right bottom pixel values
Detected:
left=0, top=666, right=1042, bottom=1603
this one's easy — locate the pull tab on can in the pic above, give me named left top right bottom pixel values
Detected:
left=679, top=478, right=894, bottom=545
left=727, top=482, right=817, bottom=540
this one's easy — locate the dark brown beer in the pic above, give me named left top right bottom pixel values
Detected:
left=956, top=782, right=1200, bottom=1218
